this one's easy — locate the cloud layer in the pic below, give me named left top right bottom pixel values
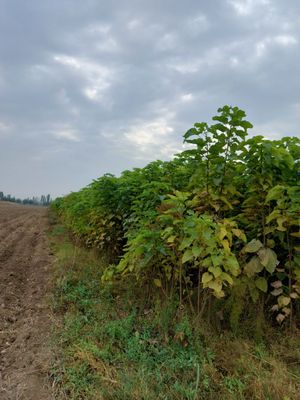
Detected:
left=0, top=0, right=299, bottom=197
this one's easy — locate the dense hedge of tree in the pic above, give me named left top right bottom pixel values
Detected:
left=52, top=106, right=300, bottom=329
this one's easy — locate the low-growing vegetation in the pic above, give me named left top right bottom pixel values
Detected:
left=50, top=106, right=300, bottom=398
left=50, top=223, right=300, bottom=399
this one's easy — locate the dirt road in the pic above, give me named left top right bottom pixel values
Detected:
left=0, top=202, right=54, bottom=400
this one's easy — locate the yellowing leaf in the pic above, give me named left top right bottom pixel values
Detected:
left=257, top=248, right=278, bottom=274
left=207, top=280, right=223, bottom=296
left=218, top=226, right=227, bottom=241
left=290, top=231, right=300, bottom=238
left=208, top=266, right=222, bottom=278
left=278, top=295, right=291, bottom=308
left=243, top=239, right=263, bottom=253
left=153, top=279, right=162, bottom=288
left=166, top=235, right=176, bottom=243
left=266, top=239, right=275, bottom=248
left=232, top=228, right=247, bottom=242
left=255, top=277, right=268, bottom=293
left=202, top=272, right=213, bottom=285
left=221, top=239, right=230, bottom=254
left=215, top=289, right=225, bottom=298
left=244, top=256, right=264, bottom=277
left=276, top=216, right=287, bottom=232
left=221, top=272, right=233, bottom=285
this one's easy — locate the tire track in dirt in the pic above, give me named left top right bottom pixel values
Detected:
left=0, top=202, right=54, bottom=400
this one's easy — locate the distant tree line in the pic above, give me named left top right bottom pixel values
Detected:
left=0, top=191, right=52, bottom=206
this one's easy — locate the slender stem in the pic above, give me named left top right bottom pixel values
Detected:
left=197, top=268, right=201, bottom=314
left=286, top=229, right=293, bottom=329
left=220, top=131, right=231, bottom=196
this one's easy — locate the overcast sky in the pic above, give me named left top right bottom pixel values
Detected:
left=0, top=0, right=299, bottom=198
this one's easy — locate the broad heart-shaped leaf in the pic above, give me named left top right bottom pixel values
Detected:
left=208, top=266, right=222, bottom=278
left=257, top=248, right=278, bottom=274
left=192, top=245, right=202, bottom=258
left=202, top=272, right=213, bottom=284
left=244, top=256, right=264, bottom=277
left=206, top=279, right=225, bottom=298
left=243, top=239, right=263, bottom=253
left=182, top=249, right=194, bottom=263
left=277, top=295, right=291, bottom=308
left=255, top=277, right=268, bottom=293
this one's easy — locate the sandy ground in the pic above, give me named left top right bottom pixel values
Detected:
left=0, top=202, right=54, bottom=400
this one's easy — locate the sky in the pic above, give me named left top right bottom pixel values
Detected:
left=0, top=0, right=299, bottom=199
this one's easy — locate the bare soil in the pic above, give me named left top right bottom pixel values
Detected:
left=0, top=202, right=54, bottom=400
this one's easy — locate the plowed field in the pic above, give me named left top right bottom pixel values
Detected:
left=0, top=202, right=53, bottom=400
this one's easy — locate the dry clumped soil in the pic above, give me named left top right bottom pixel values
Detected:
left=0, top=202, right=54, bottom=400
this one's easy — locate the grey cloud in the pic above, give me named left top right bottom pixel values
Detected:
left=0, top=0, right=299, bottom=198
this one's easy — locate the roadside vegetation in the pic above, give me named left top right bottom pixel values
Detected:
left=50, top=106, right=300, bottom=399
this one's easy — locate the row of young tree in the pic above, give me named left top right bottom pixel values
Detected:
left=52, top=106, right=300, bottom=332
left=0, top=191, right=52, bottom=206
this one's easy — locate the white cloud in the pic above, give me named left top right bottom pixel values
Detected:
left=180, top=93, right=194, bottom=102
left=53, top=54, right=114, bottom=103
left=125, top=119, right=173, bottom=147
left=121, top=117, right=182, bottom=160
left=52, top=128, right=81, bottom=142
left=255, top=34, right=298, bottom=57
left=273, top=34, right=297, bottom=46
left=229, top=0, right=270, bottom=16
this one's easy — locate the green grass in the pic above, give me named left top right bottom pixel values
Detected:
left=49, top=219, right=300, bottom=400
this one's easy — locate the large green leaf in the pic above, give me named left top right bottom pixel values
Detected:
left=182, top=249, right=194, bottom=263
left=255, top=277, right=268, bottom=293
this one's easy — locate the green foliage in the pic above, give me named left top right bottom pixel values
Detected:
left=52, top=105, right=300, bottom=327
left=50, top=226, right=300, bottom=400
